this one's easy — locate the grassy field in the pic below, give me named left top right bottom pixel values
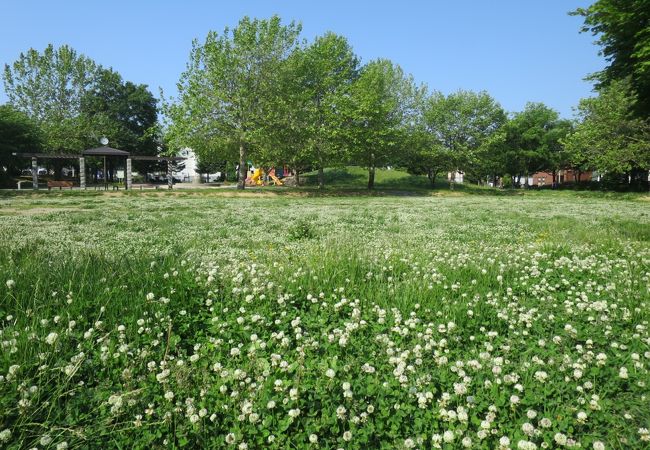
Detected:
left=1, top=189, right=649, bottom=449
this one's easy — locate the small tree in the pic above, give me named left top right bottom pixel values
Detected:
left=0, top=104, right=42, bottom=185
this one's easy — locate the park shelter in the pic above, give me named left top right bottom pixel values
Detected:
left=13, top=146, right=184, bottom=190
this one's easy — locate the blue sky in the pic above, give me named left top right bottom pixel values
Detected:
left=0, top=0, right=603, bottom=118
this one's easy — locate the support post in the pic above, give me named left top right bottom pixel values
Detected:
left=126, top=158, right=132, bottom=190
left=79, top=157, right=86, bottom=189
left=31, top=157, right=38, bottom=190
left=167, top=160, right=173, bottom=189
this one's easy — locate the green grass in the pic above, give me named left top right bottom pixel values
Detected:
left=0, top=191, right=649, bottom=449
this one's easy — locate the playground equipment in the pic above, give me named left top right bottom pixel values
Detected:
left=245, top=168, right=284, bottom=186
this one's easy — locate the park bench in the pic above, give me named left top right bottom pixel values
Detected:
left=47, top=180, right=74, bottom=190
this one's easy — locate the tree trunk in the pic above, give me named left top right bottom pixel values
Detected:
left=318, top=166, right=324, bottom=190
left=427, top=168, right=437, bottom=188
left=367, top=153, right=375, bottom=190
left=295, top=169, right=300, bottom=186
left=237, top=142, right=246, bottom=190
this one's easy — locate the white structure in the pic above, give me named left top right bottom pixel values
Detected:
left=177, top=148, right=223, bottom=183
left=447, top=171, right=464, bottom=183
left=177, top=148, right=198, bottom=182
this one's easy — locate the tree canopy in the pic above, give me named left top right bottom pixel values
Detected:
left=573, top=0, right=650, bottom=116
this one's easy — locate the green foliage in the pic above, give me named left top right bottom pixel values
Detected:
left=344, top=60, right=422, bottom=189
left=80, top=68, right=158, bottom=155
left=572, top=0, right=650, bottom=116
left=0, top=193, right=648, bottom=448
left=165, top=16, right=302, bottom=189
left=3, top=44, right=99, bottom=153
left=500, top=103, right=572, bottom=184
left=0, top=105, right=43, bottom=183
left=563, top=80, right=650, bottom=185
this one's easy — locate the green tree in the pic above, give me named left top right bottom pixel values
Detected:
left=3, top=44, right=99, bottom=153
left=502, top=103, right=570, bottom=186
left=564, top=79, right=650, bottom=187
left=166, top=16, right=302, bottom=189
left=572, top=0, right=650, bottom=116
left=424, top=90, right=505, bottom=188
left=0, top=104, right=42, bottom=184
left=293, top=32, right=359, bottom=189
left=80, top=68, right=158, bottom=155
left=345, top=60, right=421, bottom=190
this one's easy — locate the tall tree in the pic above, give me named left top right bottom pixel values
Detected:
left=294, top=32, right=359, bottom=189
left=564, top=79, right=650, bottom=186
left=166, top=16, right=302, bottom=189
left=572, top=0, right=650, bottom=116
left=80, top=68, right=158, bottom=155
left=345, top=60, right=420, bottom=190
left=3, top=44, right=99, bottom=153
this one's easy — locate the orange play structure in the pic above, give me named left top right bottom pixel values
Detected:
left=245, top=168, right=284, bottom=186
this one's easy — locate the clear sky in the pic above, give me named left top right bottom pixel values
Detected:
left=0, top=0, right=603, bottom=118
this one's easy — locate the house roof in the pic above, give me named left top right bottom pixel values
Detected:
left=82, top=146, right=130, bottom=156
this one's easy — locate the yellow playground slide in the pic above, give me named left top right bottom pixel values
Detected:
left=246, top=167, right=284, bottom=186
left=251, top=168, right=264, bottom=185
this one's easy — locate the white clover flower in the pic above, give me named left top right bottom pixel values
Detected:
left=146, top=292, right=155, bottom=300
left=225, top=433, right=236, bottom=444
left=5, top=280, right=15, bottom=289
left=40, top=435, right=53, bottom=446
left=288, top=408, right=300, bottom=418
left=461, top=437, right=472, bottom=448
left=499, top=436, right=511, bottom=447
left=522, top=422, right=535, bottom=435
left=325, top=368, right=335, bottom=378
left=577, top=411, right=588, bottom=423
left=443, top=430, right=454, bottom=443
left=0, top=429, right=11, bottom=443
left=554, top=433, right=568, bottom=446
left=639, top=428, right=650, bottom=441
left=309, top=434, right=318, bottom=443
left=45, top=332, right=58, bottom=345
left=404, top=438, right=415, bottom=448
left=517, top=440, right=537, bottom=449
left=592, top=441, right=605, bottom=450
left=164, top=391, right=174, bottom=401
left=619, top=367, right=629, bottom=379
left=56, top=442, right=68, bottom=450
left=539, top=417, right=552, bottom=428
left=510, top=395, right=520, bottom=405
left=342, top=431, right=352, bottom=441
